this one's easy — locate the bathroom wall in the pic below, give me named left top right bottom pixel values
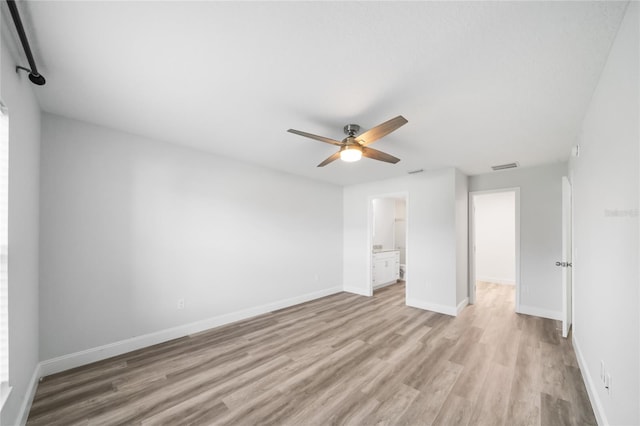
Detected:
left=372, top=198, right=395, bottom=250
left=394, top=199, right=406, bottom=264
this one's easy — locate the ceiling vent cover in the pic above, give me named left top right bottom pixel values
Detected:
left=491, top=162, right=519, bottom=171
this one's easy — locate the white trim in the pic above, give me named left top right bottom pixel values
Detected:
left=514, top=189, right=521, bottom=312
left=406, top=298, right=457, bottom=316
left=573, top=334, right=608, bottom=426
left=456, top=297, right=469, bottom=315
left=343, top=285, right=371, bottom=297
left=476, top=276, right=516, bottom=286
left=372, top=280, right=399, bottom=291
left=0, top=110, right=8, bottom=401
left=16, top=363, right=41, bottom=426
left=517, top=305, right=562, bottom=321
left=0, top=382, right=11, bottom=411
left=561, top=176, right=573, bottom=338
left=39, top=286, right=341, bottom=377
left=468, top=191, right=475, bottom=304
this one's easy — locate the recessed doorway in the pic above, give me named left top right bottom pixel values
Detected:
left=469, top=188, right=520, bottom=309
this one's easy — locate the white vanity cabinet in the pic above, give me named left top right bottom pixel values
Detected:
left=372, top=250, right=400, bottom=288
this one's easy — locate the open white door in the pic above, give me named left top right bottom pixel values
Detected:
left=561, top=176, right=573, bottom=338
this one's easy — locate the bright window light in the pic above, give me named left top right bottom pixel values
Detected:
left=0, top=104, right=10, bottom=409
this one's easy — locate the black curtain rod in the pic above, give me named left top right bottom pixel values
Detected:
left=6, top=0, right=45, bottom=85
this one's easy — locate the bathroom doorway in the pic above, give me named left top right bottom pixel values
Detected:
left=369, top=193, right=408, bottom=299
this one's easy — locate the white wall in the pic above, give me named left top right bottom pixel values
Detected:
left=469, top=162, right=566, bottom=320
left=0, top=36, right=41, bottom=426
left=570, top=2, right=639, bottom=425
left=39, top=113, right=343, bottom=361
left=343, top=168, right=467, bottom=315
left=474, top=191, right=516, bottom=285
left=372, top=198, right=395, bottom=250
left=455, top=170, right=468, bottom=307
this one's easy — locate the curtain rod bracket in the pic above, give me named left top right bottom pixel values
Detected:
left=15, top=65, right=46, bottom=86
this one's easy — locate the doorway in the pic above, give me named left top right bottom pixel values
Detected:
left=368, top=193, right=408, bottom=299
left=469, top=188, right=520, bottom=309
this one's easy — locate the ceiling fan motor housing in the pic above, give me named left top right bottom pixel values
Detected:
left=342, top=136, right=361, bottom=147
left=343, top=124, right=360, bottom=136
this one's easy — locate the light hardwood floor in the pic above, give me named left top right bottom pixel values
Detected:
left=27, top=281, right=596, bottom=425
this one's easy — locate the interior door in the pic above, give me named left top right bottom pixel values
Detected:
left=561, top=176, right=573, bottom=338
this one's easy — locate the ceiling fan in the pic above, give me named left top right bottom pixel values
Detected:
left=288, top=115, right=408, bottom=167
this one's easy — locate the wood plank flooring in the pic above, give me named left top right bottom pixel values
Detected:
left=27, top=281, right=596, bottom=425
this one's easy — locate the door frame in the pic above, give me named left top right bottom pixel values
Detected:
left=561, top=176, right=573, bottom=337
left=468, top=187, right=521, bottom=311
left=367, top=191, right=409, bottom=300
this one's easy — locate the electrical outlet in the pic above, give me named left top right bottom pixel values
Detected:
left=314, top=274, right=319, bottom=281
left=600, top=360, right=605, bottom=382
left=177, top=298, right=185, bottom=310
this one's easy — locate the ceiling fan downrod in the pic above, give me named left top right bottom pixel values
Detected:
left=343, top=124, right=360, bottom=137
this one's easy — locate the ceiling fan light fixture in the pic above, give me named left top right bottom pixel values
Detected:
left=288, top=115, right=406, bottom=167
left=340, top=146, right=362, bottom=162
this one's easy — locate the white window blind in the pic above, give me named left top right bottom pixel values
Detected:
left=0, top=105, right=9, bottom=407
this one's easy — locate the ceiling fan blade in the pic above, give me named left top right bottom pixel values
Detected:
left=317, top=151, right=341, bottom=167
left=287, top=129, right=343, bottom=146
left=362, top=147, right=401, bottom=164
left=357, top=115, right=408, bottom=146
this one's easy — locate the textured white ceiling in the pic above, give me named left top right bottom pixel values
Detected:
left=11, top=1, right=629, bottom=185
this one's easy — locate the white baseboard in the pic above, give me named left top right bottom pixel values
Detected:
left=477, top=276, right=515, bottom=286
left=517, top=304, right=562, bottom=321
left=39, top=286, right=342, bottom=377
left=16, top=363, right=41, bottom=426
left=406, top=298, right=457, bottom=316
left=373, top=280, right=399, bottom=291
left=573, top=333, right=608, bottom=426
left=343, top=285, right=372, bottom=297
left=456, top=297, right=469, bottom=315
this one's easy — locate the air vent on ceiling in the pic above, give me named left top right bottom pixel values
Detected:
left=491, top=162, right=519, bottom=171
